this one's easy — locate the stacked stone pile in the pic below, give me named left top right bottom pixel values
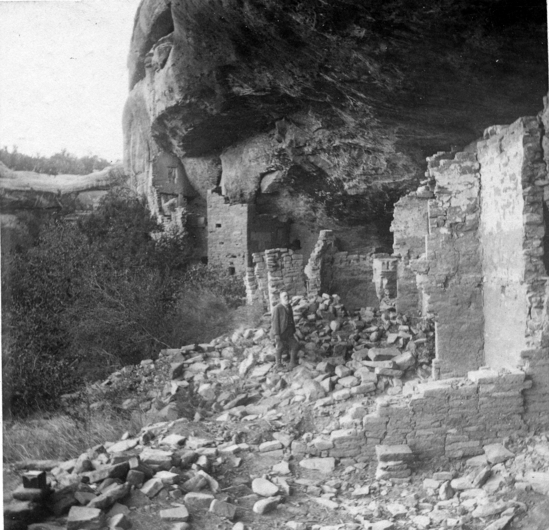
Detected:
left=77, top=292, right=434, bottom=428
left=375, top=445, right=414, bottom=482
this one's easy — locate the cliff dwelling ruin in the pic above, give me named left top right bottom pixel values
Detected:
left=121, top=0, right=549, bottom=460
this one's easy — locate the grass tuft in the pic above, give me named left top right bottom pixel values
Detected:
left=3, top=407, right=145, bottom=465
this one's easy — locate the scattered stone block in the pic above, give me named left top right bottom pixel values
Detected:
left=22, top=471, right=47, bottom=490
left=67, top=506, right=104, bottom=530
left=155, top=471, right=180, bottom=485
left=439, top=481, right=454, bottom=500
left=161, top=434, right=186, bottom=447
left=88, top=483, right=131, bottom=510
left=108, top=513, right=132, bottom=530
left=253, top=496, right=281, bottom=514
left=160, top=506, right=190, bottom=522
left=107, top=503, right=130, bottom=518
left=74, top=492, right=96, bottom=505
left=272, top=461, right=291, bottom=475
left=81, top=462, right=129, bottom=484
left=259, top=441, right=283, bottom=452
left=209, top=499, right=237, bottom=520
left=368, top=347, right=400, bottom=361
left=140, top=478, right=164, bottom=498
left=375, top=445, right=414, bottom=462
left=371, top=521, right=395, bottom=530
left=312, top=497, right=338, bottom=509
left=299, top=457, right=336, bottom=473
left=139, top=448, right=173, bottom=469
left=252, top=478, right=279, bottom=497
left=184, top=492, right=215, bottom=510
left=126, top=470, right=145, bottom=487
left=107, top=439, right=138, bottom=454
left=483, top=443, right=514, bottom=464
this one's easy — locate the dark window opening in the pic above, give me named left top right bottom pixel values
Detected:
left=228, top=266, right=236, bottom=275
left=216, top=223, right=222, bottom=228
left=200, top=256, right=208, bottom=265
left=290, top=239, right=301, bottom=251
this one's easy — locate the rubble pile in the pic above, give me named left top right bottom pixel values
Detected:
left=5, top=294, right=549, bottom=530
left=91, top=294, right=435, bottom=423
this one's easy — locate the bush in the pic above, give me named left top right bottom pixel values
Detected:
left=3, top=407, right=145, bottom=464
left=2, top=189, right=246, bottom=417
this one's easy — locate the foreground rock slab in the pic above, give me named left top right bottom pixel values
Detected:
left=67, top=506, right=104, bottom=530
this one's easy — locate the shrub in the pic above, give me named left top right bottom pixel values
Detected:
left=2, top=189, right=246, bottom=417
left=3, top=407, right=145, bottom=464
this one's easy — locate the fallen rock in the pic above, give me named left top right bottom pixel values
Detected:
left=159, top=506, right=190, bottom=521
left=252, top=478, right=279, bottom=497
left=209, top=499, right=237, bottom=520
left=183, top=492, right=215, bottom=510
left=484, top=443, right=514, bottom=464
left=299, top=458, right=336, bottom=473
left=140, top=478, right=164, bottom=498
left=88, top=483, right=131, bottom=510
left=253, top=496, right=281, bottom=514
left=471, top=500, right=507, bottom=518
left=107, top=513, right=131, bottom=530
left=272, top=461, right=291, bottom=475
left=81, top=462, right=129, bottom=484
left=66, top=506, right=104, bottom=530
left=259, top=441, right=283, bottom=453
left=375, top=444, right=414, bottom=462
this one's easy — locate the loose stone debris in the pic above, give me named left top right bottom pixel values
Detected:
left=4, top=294, right=549, bottom=530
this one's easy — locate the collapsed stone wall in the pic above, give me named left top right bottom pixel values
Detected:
left=246, top=230, right=386, bottom=311
left=393, top=151, right=484, bottom=379
left=297, top=367, right=531, bottom=462
left=246, top=248, right=306, bottom=309
left=393, top=116, right=549, bottom=381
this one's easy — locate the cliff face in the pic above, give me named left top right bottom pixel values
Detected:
left=123, top=0, right=547, bottom=262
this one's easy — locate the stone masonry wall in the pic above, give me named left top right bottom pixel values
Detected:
left=304, top=230, right=379, bottom=310
left=207, top=191, right=251, bottom=275
left=246, top=248, right=306, bottom=310
left=295, top=368, right=531, bottom=462
left=412, top=151, right=484, bottom=379
left=391, top=195, right=429, bottom=314
left=328, top=251, right=378, bottom=311
left=520, top=104, right=549, bottom=431
left=478, top=118, right=547, bottom=369
left=304, top=230, right=337, bottom=298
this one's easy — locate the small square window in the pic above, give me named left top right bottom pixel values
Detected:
left=216, top=223, right=222, bottom=228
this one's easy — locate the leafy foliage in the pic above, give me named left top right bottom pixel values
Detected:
left=2, top=188, right=245, bottom=417
left=0, top=146, right=111, bottom=175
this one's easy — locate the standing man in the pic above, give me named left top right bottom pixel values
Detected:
left=270, top=291, right=299, bottom=370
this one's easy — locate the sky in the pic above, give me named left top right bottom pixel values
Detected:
left=0, top=0, right=143, bottom=163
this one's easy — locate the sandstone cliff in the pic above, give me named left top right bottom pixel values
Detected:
left=123, top=0, right=547, bottom=262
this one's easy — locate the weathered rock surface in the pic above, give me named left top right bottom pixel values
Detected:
left=124, top=0, right=547, bottom=257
